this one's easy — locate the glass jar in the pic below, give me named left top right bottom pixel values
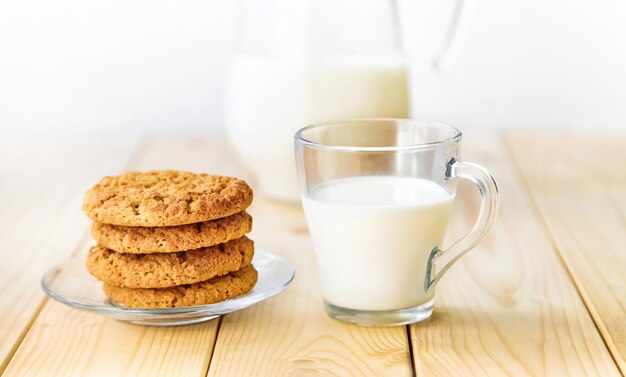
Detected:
left=225, top=0, right=409, bottom=202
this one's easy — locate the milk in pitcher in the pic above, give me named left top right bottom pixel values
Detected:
left=225, top=56, right=408, bottom=201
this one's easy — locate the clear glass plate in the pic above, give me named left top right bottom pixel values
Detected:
left=41, top=250, right=295, bottom=326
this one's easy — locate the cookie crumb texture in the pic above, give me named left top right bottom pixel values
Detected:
left=92, top=211, right=252, bottom=254
left=82, top=170, right=253, bottom=227
left=103, top=265, right=258, bottom=308
left=86, top=237, right=254, bottom=289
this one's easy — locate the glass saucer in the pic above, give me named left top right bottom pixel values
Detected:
left=41, top=250, right=295, bottom=326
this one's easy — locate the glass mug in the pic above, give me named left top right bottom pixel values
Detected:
left=294, top=119, right=499, bottom=326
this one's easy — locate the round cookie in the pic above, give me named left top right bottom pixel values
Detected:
left=92, top=211, right=252, bottom=254
left=86, top=237, right=254, bottom=289
left=82, top=170, right=253, bottom=227
left=103, top=265, right=258, bottom=308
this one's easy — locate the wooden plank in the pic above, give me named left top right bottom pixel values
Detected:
left=0, top=136, right=140, bottom=373
left=505, top=130, right=626, bottom=374
left=207, top=197, right=412, bottom=376
left=204, top=138, right=414, bottom=376
left=408, top=132, right=620, bottom=376
left=4, top=234, right=220, bottom=377
left=3, top=136, right=232, bottom=377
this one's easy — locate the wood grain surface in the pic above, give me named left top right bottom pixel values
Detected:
left=506, top=130, right=626, bottom=375
left=0, top=132, right=623, bottom=376
left=408, top=132, right=619, bottom=376
left=3, top=136, right=412, bottom=377
left=0, top=136, right=140, bottom=373
left=3, top=137, right=226, bottom=377
left=207, top=197, right=413, bottom=377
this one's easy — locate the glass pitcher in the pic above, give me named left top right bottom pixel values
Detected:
left=225, top=0, right=409, bottom=202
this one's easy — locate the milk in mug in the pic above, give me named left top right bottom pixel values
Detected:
left=302, top=176, right=455, bottom=311
left=225, top=56, right=408, bottom=201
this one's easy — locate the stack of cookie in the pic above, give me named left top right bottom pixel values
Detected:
left=81, top=170, right=257, bottom=308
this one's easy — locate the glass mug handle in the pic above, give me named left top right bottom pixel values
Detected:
left=425, top=158, right=500, bottom=290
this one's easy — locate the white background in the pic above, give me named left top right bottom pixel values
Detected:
left=0, top=0, right=238, bottom=133
left=1, top=0, right=625, bottom=133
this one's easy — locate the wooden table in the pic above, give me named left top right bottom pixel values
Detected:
left=0, top=130, right=624, bottom=376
